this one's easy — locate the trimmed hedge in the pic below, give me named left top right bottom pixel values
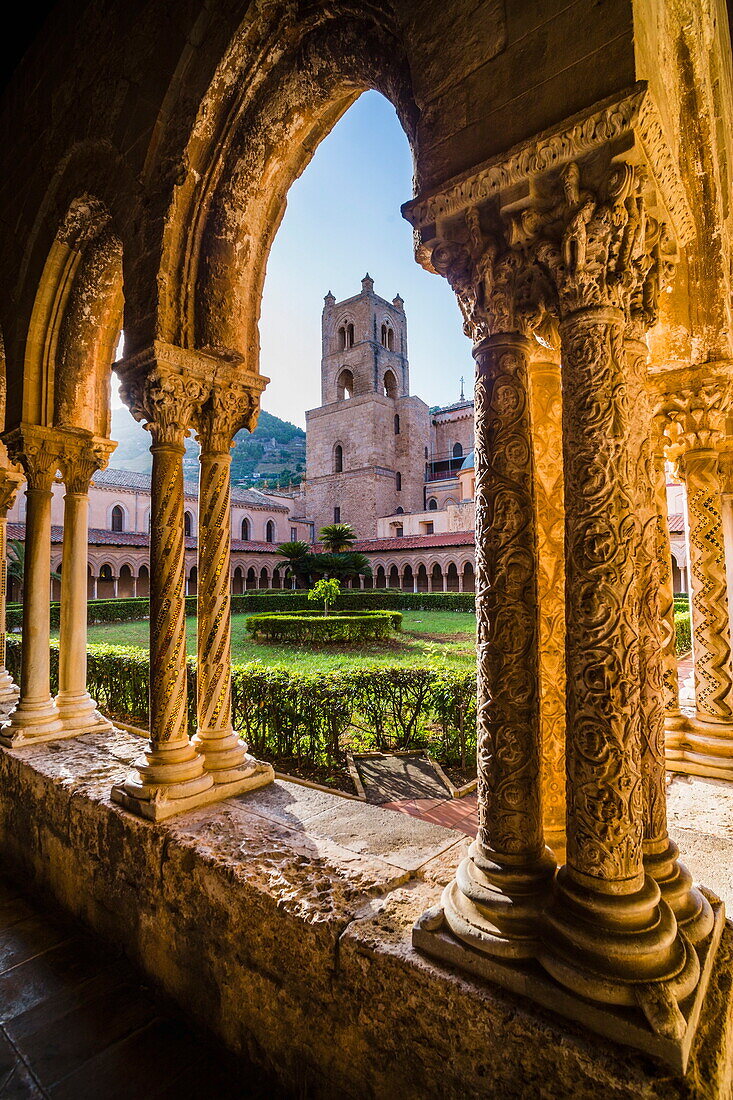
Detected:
left=674, top=610, right=691, bottom=656
left=245, top=610, right=402, bottom=644
left=6, top=589, right=475, bottom=631
left=4, top=637, right=476, bottom=769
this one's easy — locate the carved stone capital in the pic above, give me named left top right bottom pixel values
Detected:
left=116, top=342, right=267, bottom=450
left=58, top=431, right=116, bottom=494
left=0, top=467, right=24, bottom=515
left=3, top=426, right=62, bottom=491
left=652, top=372, right=732, bottom=460
left=195, top=383, right=259, bottom=455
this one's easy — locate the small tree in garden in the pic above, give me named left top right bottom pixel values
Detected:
left=308, top=578, right=341, bottom=616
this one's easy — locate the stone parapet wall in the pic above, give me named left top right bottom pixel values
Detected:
left=0, top=729, right=729, bottom=1099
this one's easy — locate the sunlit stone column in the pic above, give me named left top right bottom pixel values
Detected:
left=532, top=163, right=699, bottom=1034
left=0, top=428, right=63, bottom=745
left=657, top=374, right=733, bottom=779
left=415, top=231, right=555, bottom=961
left=528, top=343, right=566, bottom=856
left=193, top=381, right=273, bottom=794
left=112, top=357, right=213, bottom=819
left=0, top=465, right=24, bottom=707
left=627, top=339, right=712, bottom=944
left=55, top=433, right=115, bottom=733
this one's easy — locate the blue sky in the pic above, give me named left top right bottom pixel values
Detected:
left=258, top=90, right=471, bottom=427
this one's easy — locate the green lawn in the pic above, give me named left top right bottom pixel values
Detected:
left=68, top=610, right=477, bottom=673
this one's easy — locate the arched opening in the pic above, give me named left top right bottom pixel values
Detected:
left=395, top=506, right=404, bottom=515
left=272, top=567, right=282, bottom=590
left=431, top=564, right=444, bottom=592
left=427, top=498, right=438, bottom=511
left=383, top=369, right=398, bottom=398
left=395, top=471, right=402, bottom=492
left=241, top=517, right=251, bottom=541
left=394, top=414, right=400, bottom=435
left=462, top=561, right=475, bottom=593
left=402, top=564, right=414, bottom=592
left=232, top=566, right=244, bottom=595
left=388, top=565, right=400, bottom=590
left=110, top=505, right=125, bottom=533
left=375, top=565, right=386, bottom=589
left=334, top=444, right=343, bottom=473
left=136, top=564, right=150, bottom=598
left=184, top=510, right=193, bottom=538
left=381, top=323, right=394, bottom=350
left=417, top=563, right=429, bottom=592
left=259, top=567, right=269, bottom=590
left=187, top=565, right=198, bottom=596
left=446, top=562, right=460, bottom=592
left=337, top=368, right=354, bottom=400
left=265, top=520, right=276, bottom=543
left=346, top=322, right=354, bottom=347
left=98, top=563, right=115, bottom=600
left=246, top=567, right=257, bottom=591
left=452, top=442, right=463, bottom=458
left=118, top=563, right=135, bottom=598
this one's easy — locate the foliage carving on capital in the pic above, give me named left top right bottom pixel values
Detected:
left=4, top=428, right=61, bottom=491
left=120, top=367, right=207, bottom=447
left=60, top=435, right=116, bottom=494
left=0, top=468, right=24, bottom=515
left=195, top=383, right=259, bottom=454
left=653, top=379, right=731, bottom=460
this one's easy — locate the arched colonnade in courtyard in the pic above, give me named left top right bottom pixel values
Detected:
left=0, top=0, right=732, bottom=1071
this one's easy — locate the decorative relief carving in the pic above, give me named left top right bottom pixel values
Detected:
left=120, top=367, right=206, bottom=448
left=403, top=85, right=693, bottom=247
left=4, top=427, right=61, bottom=491
left=473, top=337, right=544, bottom=861
left=59, top=434, right=116, bottom=495
left=560, top=312, right=644, bottom=881
left=195, top=383, right=259, bottom=455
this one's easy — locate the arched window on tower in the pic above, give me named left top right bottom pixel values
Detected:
left=241, top=517, right=250, bottom=541
left=111, top=505, right=124, bottom=533
left=428, top=498, right=438, bottom=511
left=337, top=368, right=354, bottom=400
left=452, top=442, right=463, bottom=458
left=334, top=444, right=343, bottom=473
left=184, top=510, right=193, bottom=537
left=337, top=326, right=346, bottom=350
left=381, top=323, right=394, bottom=350
left=395, top=471, right=402, bottom=491
left=394, top=414, right=400, bottom=435
left=346, top=323, right=354, bottom=347
left=383, top=370, right=397, bottom=399
left=266, top=520, right=275, bottom=543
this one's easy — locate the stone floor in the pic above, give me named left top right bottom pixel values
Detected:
left=0, top=877, right=281, bottom=1099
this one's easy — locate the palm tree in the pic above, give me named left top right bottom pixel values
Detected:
left=318, top=523, right=356, bottom=554
left=276, top=540, right=312, bottom=588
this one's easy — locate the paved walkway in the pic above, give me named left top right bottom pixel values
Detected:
left=0, top=877, right=279, bottom=1099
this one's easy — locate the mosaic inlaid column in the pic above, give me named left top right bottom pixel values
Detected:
left=193, top=383, right=273, bottom=794
left=529, top=349, right=566, bottom=856
left=56, top=437, right=115, bottom=734
left=112, top=363, right=213, bottom=819
left=0, top=432, right=63, bottom=745
left=0, top=467, right=24, bottom=707
left=627, top=339, right=711, bottom=944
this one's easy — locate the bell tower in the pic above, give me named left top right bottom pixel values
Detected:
left=304, top=277, right=430, bottom=539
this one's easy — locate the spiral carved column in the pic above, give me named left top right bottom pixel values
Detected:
left=0, top=431, right=63, bottom=745
left=528, top=351, right=566, bottom=856
left=0, top=467, right=24, bottom=708
left=112, top=362, right=213, bottom=819
left=193, top=384, right=273, bottom=794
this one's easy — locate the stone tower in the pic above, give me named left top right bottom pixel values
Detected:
left=304, top=275, right=431, bottom=539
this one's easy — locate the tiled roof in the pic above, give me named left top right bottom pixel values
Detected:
left=353, top=532, right=475, bottom=552
left=668, top=512, right=685, bottom=535
left=8, top=524, right=280, bottom=554
left=92, top=468, right=288, bottom=511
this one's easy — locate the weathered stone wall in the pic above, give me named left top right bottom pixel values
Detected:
left=0, top=730, right=729, bottom=1099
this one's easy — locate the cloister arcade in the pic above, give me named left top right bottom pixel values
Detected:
left=1, top=0, right=733, bottom=1091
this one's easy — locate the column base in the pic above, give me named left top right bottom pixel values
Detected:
left=0, top=669, right=19, bottom=706
left=55, top=692, right=114, bottom=736
left=670, top=715, right=733, bottom=780
left=112, top=759, right=274, bottom=822
left=413, top=890, right=724, bottom=1074
left=192, top=728, right=264, bottom=785
left=0, top=698, right=64, bottom=747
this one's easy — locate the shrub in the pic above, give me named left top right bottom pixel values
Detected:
left=4, top=637, right=477, bottom=770
left=674, top=610, right=691, bottom=656
left=245, top=610, right=402, bottom=645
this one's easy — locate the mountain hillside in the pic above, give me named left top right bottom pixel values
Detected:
left=110, top=407, right=306, bottom=488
